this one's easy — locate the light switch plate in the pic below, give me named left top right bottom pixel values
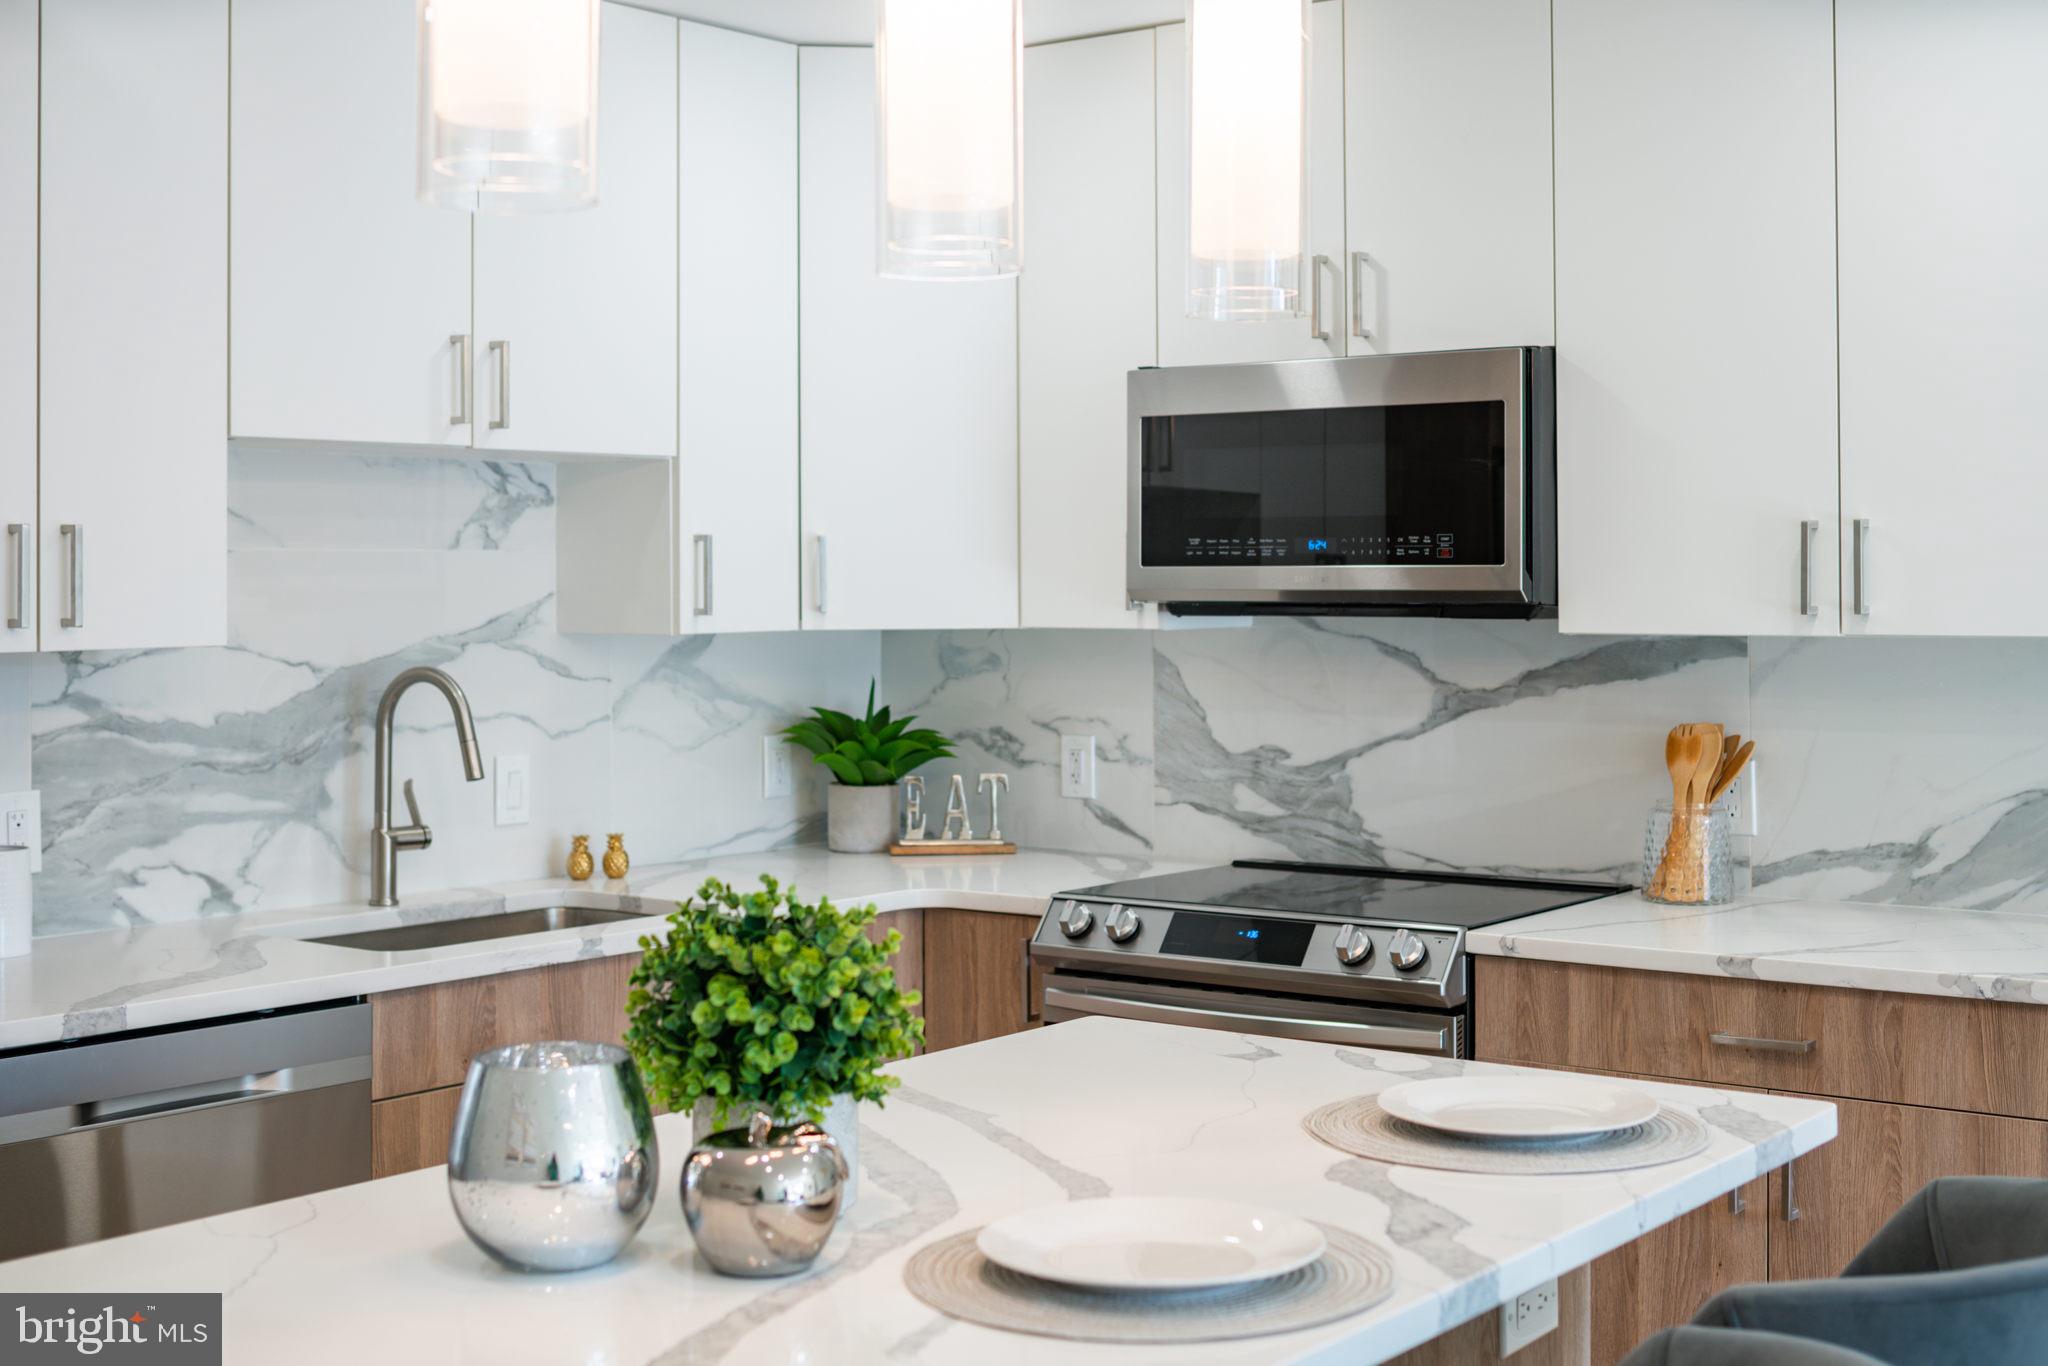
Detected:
left=494, top=754, right=531, bottom=827
left=0, top=790, right=40, bottom=873
left=1059, top=735, right=1096, bottom=800
left=763, top=736, right=795, bottom=798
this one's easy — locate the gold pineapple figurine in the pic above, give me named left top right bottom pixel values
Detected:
left=566, top=834, right=594, bottom=882
left=602, top=833, right=630, bottom=880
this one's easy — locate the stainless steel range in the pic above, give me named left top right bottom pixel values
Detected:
left=1031, top=861, right=1626, bottom=1058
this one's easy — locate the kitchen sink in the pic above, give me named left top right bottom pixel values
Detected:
left=304, top=905, right=650, bottom=953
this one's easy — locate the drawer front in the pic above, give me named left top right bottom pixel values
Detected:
left=370, top=1085, right=464, bottom=1179
left=1475, top=957, right=2048, bottom=1120
left=371, top=955, right=637, bottom=1099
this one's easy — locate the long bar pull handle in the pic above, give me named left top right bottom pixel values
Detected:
left=1783, top=1160, right=1802, bottom=1223
left=60, top=523, right=82, bottom=629
left=5, top=524, right=25, bottom=631
left=488, top=340, right=510, bottom=430
left=1350, top=250, right=1376, bottom=341
left=813, top=535, right=827, bottom=616
left=1309, top=254, right=1332, bottom=342
left=1798, top=519, right=1820, bottom=618
left=692, top=534, right=713, bottom=617
left=1852, top=518, right=1871, bottom=618
left=1709, top=1032, right=1816, bottom=1054
left=1022, top=940, right=1038, bottom=1024
left=449, top=334, right=471, bottom=426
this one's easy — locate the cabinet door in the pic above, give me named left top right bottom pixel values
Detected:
left=1837, top=0, right=2048, bottom=637
left=1154, top=3, right=1347, bottom=368
left=1554, top=0, right=1839, bottom=638
left=230, top=0, right=472, bottom=448
left=1342, top=0, right=1552, bottom=354
left=1019, top=29, right=1157, bottom=630
left=922, top=910, right=1041, bottom=1053
left=677, top=20, right=799, bottom=633
left=40, top=0, right=226, bottom=651
left=0, top=0, right=34, bottom=652
left=472, top=3, right=677, bottom=459
left=797, top=47, right=1018, bottom=632
left=1770, top=1094, right=2048, bottom=1282
left=1595, top=1174, right=1766, bottom=1366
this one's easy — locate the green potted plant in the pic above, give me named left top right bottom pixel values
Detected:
left=624, top=875, right=924, bottom=1210
left=779, top=680, right=954, bottom=853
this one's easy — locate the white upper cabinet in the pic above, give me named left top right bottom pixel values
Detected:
left=0, top=0, right=35, bottom=653
left=675, top=21, right=799, bottom=634
left=1554, top=0, right=1839, bottom=637
left=473, top=3, right=678, bottom=459
left=1154, top=3, right=1347, bottom=368
left=230, top=0, right=472, bottom=449
left=797, top=47, right=1019, bottom=632
left=1020, top=30, right=1158, bottom=630
left=41, top=0, right=227, bottom=650
left=1342, top=0, right=1553, bottom=354
left=1837, top=0, right=2048, bottom=637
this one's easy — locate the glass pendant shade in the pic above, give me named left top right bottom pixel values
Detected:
left=1185, top=0, right=1310, bottom=319
left=875, top=0, right=1022, bottom=280
left=417, top=0, right=600, bottom=213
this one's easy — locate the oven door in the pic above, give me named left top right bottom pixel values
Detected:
left=1128, top=348, right=1544, bottom=611
left=1040, top=971, right=1466, bottom=1058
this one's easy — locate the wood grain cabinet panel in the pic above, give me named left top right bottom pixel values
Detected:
left=370, top=1086, right=465, bottom=1179
left=371, top=955, right=637, bottom=1099
left=922, top=910, right=1042, bottom=1054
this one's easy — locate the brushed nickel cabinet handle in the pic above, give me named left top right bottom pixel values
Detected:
left=488, top=339, right=510, bottom=430
left=1729, top=1188, right=1747, bottom=1215
left=1798, top=519, right=1820, bottom=617
left=1350, top=250, right=1376, bottom=341
left=59, top=523, right=82, bottom=629
left=5, top=523, right=25, bottom=631
left=1021, top=940, right=1037, bottom=1023
left=1853, top=518, right=1871, bottom=618
left=1709, top=1031, right=1815, bottom=1054
left=449, top=334, right=471, bottom=426
left=692, top=534, right=713, bottom=617
left=1309, top=254, right=1332, bottom=342
left=1783, top=1160, right=1802, bottom=1222
left=813, top=535, right=827, bottom=616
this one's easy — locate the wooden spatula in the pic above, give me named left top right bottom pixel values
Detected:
left=1708, top=740, right=1755, bottom=805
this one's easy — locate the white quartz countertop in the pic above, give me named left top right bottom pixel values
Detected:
left=3, top=1016, right=1836, bottom=1366
left=0, top=847, right=1199, bottom=1051
left=1469, top=890, right=2048, bottom=1004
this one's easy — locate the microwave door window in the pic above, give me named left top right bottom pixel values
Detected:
left=1141, top=401, right=1505, bottom=567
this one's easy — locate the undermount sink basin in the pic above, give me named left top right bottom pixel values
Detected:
left=305, top=905, right=649, bottom=953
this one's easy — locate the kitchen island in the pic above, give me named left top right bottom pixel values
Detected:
left=6, top=1016, right=1836, bottom=1365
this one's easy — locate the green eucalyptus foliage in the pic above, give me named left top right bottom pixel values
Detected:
left=778, top=679, right=954, bottom=787
left=624, top=874, right=925, bottom=1125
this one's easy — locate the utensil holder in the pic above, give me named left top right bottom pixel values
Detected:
left=1641, top=799, right=1735, bottom=905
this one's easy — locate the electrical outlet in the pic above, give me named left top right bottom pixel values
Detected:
left=1059, top=734, right=1097, bottom=800
left=1499, top=1277, right=1560, bottom=1355
left=763, top=735, right=795, bottom=798
left=0, top=790, right=41, bottom=872
left=494, top=754, right=531, bottom=827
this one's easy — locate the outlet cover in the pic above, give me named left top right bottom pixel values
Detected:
left=763, top=736, right=795, bottom=798
left=494, top=754, right=531, bottom=827
left=1500, top=1277, right=1560, bottom=1354
left=0, top=790, right=40, bottom=873
left=1059, top=734, right=1097, bottom=800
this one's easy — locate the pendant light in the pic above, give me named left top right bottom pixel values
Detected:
left=1185, top=0, right=1309, bottom=320
left=417, top=0, right=601, bottom=213
left=875, top=0, right=1022, bottom=280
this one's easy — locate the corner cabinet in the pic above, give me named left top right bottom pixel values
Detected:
left=39, top=0, right=227, bottom=651
left=796, top=47, right=1019, bottom=632
left=1554, top=0, right=1840, bottom=638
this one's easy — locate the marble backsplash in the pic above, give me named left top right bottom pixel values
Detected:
left=29, top=451, right=878, bottom=935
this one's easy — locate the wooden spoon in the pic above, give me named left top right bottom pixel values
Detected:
left=1715, top=733, right=1742, bottom=790
left=1708, top=740, right=1755, bottom=805
left=1691, top=724, right=1724, bottom=808
left=1651, top=729, right=1704, bottom=897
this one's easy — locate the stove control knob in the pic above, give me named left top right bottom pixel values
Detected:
left=1388, top=929, right=1429, bottom=973
left=1057, top=900, right=1095, bottom=938
left=1105, top=904, right=1142, bottom=944
left=1332, top=924, right=1374, bottom=967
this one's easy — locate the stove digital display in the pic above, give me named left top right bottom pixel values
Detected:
left=1158, top=913, right=1314, bottom=966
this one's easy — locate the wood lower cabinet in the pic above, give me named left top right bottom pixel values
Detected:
left=1589, top=1147, right=1766, bottom=1364
left=371, top=1086, right=465, bottom=1179
left=921, top=910, right=1043, bottom=1054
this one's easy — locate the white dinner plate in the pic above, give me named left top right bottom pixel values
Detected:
left=1376, top=1075, right=1661, bottom=1140
left=975, top=1197, right=1327, bottom=1292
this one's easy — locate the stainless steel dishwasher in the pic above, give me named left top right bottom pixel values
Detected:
left=0, top=999, right=371, bottom=1261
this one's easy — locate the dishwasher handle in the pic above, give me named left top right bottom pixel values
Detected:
left=1041, top=982, right=1452, bottom=1054
left=78, top=1060, right=364, bottom=1128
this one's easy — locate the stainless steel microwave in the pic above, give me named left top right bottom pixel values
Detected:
left=1127, top=347, right=1555, bottom=616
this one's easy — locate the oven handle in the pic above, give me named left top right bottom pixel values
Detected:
left=1041, top=984, right=1451, bottom=1054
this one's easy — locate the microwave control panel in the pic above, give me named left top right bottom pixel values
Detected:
left=1173, top=532, right=1459, bottom=565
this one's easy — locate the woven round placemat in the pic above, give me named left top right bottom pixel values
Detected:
left=1303, top=1095, right=1711, bottom=1174
left=902, top=1224, right=1395, bottom=1345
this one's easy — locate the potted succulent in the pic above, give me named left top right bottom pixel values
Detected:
left=624, top=875, right=925, bottom=1211
left=780, top=681, right=954, bottom=853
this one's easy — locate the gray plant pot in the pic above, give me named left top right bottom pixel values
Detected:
left=827, top=784, right=895, bottom=854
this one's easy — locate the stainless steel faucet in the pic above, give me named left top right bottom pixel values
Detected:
left=370, top=666, right=485, bottom=907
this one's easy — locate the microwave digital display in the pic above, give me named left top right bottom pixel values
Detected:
left=1139, top=402, right=1506, bottom=568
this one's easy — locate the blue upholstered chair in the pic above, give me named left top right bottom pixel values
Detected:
left=1621, top=1177, right=2048, bottom=1366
